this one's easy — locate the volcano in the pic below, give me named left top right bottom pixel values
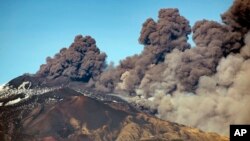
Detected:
left=1, top=0, right=250, bottom=140
left=0, top=88, right=227, bottom=141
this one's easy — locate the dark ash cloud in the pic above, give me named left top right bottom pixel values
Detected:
left=37, top=35, right=107, bottom=82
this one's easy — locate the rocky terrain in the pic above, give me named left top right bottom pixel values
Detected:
left=0, top=87, right=228, bottom=141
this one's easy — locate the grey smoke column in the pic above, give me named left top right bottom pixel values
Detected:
left=95, top=8, right=191, bottom=93
left=174, top=0, right=249, bottom=92
left=37, top=35, right=106, bottom=82
left=139, top=8, right=191, bottom=62
left=129, top=0, right=250, bottom=135
left=176, top=20, right=242, bottom=91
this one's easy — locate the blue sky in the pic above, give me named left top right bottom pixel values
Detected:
left=0, top=0, right=233, bottom=84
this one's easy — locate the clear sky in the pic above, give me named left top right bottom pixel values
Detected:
left=0, top=0, right=234, bottom=84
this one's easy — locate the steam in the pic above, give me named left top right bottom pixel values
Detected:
left=37, top=35, right=107, bottom=82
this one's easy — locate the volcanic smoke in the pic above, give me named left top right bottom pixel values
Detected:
left=35, top=0, right=250, bottom=135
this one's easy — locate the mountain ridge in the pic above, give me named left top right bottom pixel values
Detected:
left=0, top=87, right=228, bottom=141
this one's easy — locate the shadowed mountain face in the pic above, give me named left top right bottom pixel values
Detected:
left=0, top=88, right=228, bottom=141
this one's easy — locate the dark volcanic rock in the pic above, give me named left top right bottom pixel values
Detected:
left=0, top=88, right=228, bottom=141
left=6, top=74, right=71, bottom=89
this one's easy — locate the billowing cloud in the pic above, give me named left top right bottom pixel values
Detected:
left=93, top=0, right=250, bottom=135
left=94, top=9, right=191, bottom=93
left=37, top=35, right=107, bottom=82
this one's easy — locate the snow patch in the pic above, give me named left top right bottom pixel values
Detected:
left=18, top=81, right=31, bottom=90
left=5, top=98, right=22, bottom=106
left=0, top=83, right=5, bottom=92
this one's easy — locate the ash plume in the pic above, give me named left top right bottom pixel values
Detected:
left=33, top=0, right=249, bottom=135
left=94, top=8, right=191, bottom=93
left=139, top=8, right=191, bottom=52
left=10, top=0, right=249, bottom=136
left=222, top=0, right=250, bottom=33
left=176, top=20, right=242, bottom=91
left=37, top=35, right=107, bottom=82
left=126, top=0, right=250, bottom=135
left=149, top=33, right=250, bottom=135
left=32, top=0, right=248, bottom=136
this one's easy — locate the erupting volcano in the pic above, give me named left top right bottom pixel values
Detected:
left=1, top=0, right=250, bottom=140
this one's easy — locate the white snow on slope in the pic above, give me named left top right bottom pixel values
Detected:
left=5, top=98, right=22, bottom=106
left=0, top=84, right=4, bottom=91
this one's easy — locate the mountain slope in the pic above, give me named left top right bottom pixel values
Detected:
left=0, top=88, right=228, bottom=141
